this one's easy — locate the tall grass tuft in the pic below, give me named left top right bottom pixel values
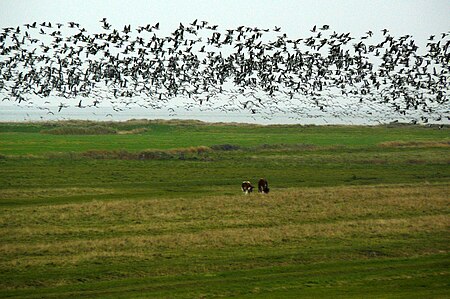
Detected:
left=210, top=144, right=242, bottom=151
left=379, top=140, right=450, bottom=148
left=41, top=125, right=117, bottom=135
left=45, top=146, right=213, bottom=161
left=139, top=146, right=211, bottom=160
left=117, top=128, right=148, bottom=134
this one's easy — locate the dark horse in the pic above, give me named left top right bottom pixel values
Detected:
left=258, top=178, right=269, bottom=194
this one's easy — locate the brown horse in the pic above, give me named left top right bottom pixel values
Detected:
left=241, top=181, right=254, bottom=194
left=258, top=178, right=270, bottom=194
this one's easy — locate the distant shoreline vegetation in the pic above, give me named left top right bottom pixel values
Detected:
left=2, top=118, right=448, bottom=128
left=1, top=118, right=448, bottom=138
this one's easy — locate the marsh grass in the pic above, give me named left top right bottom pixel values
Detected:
left=116, top=128, right=148, bottom=135
left=0, top=121, right=449, bottom=298
left=40, top=125, right=117, bottom=135
left=1, top=121, right=449, bottom=156
left=42, top=146, right=213, bottom=160
left=0, top=184, right=448, bottom=297
left=379, top=140, right=450, bottom=148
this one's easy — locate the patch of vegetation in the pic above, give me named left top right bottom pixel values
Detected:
left=0, top=121, right=449, bottom=298
left=117, top=127, right=148, bottom=135
left=41, top=125, right=117, bottom=135
left=43, top=146, right=212, bottom=161
left=0, top=184, right=448, bottom=298
left=1, top=121, right=448, bottom=156
left=379, top=140, right=450, bottom=148
left=210, top=144, right=242, bottom=151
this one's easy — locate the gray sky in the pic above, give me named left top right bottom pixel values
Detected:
left=1, top=0, right=449, bottom=44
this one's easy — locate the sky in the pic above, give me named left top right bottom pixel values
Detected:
left=1, top=0, right=449, bottom=45
left=0, top=0, right=449, bottom=123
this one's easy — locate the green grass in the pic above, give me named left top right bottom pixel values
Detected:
left=0, top=120, right=449, bottom=298
left=0, top=120, right=448, bottom=155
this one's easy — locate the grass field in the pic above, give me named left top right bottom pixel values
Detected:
left=0, top=120, right=449, bottom=298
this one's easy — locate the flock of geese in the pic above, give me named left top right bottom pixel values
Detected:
left=0, top=19, right=448, bottom=123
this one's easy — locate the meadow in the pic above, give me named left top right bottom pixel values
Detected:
left=0, top=120, right=449, bottom=298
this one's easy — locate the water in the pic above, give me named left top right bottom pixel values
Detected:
left=0, top=104, right=381, bottom=125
